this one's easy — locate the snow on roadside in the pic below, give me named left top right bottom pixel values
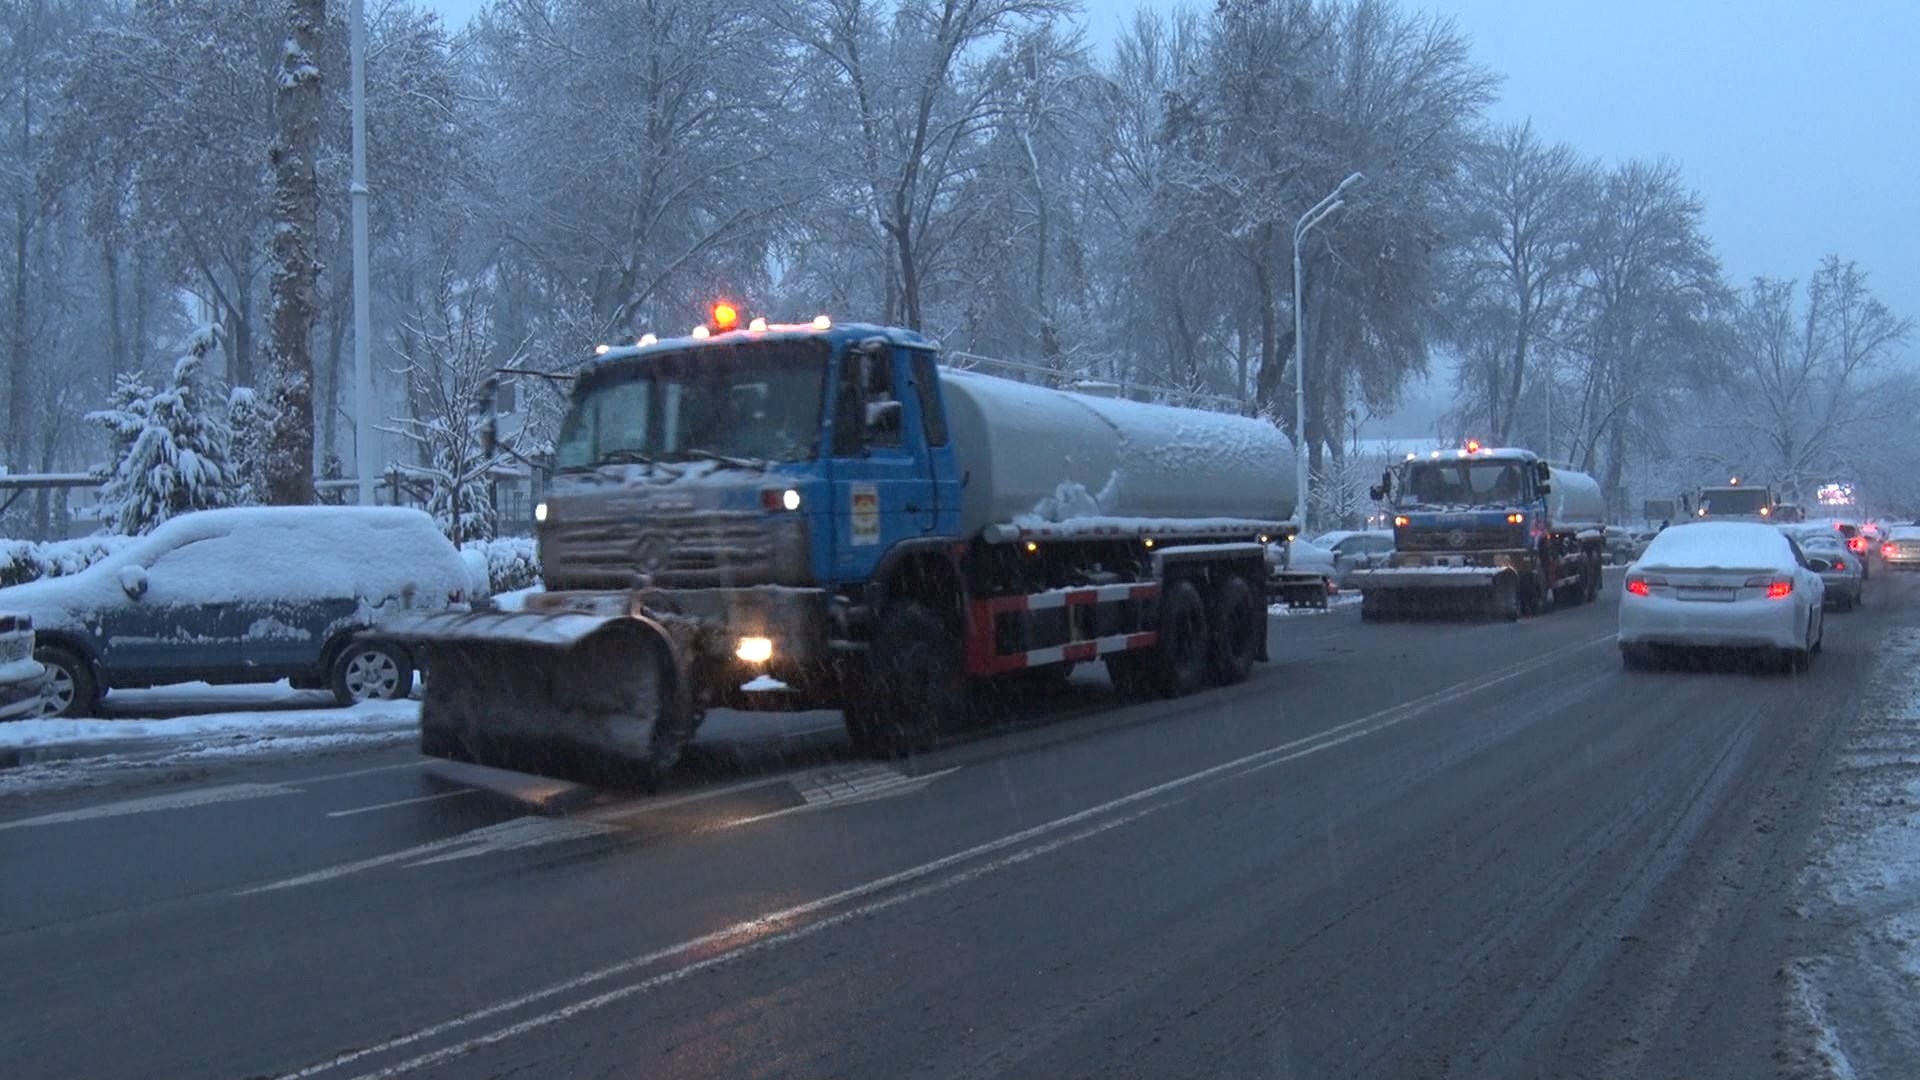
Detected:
left=1782, top=626, right=1920, bottom=1078
left=0, top=698, right=418, bottom=751
left=1268, top=592, right=1360, bottom=617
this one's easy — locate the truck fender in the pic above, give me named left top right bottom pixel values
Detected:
left=865, top=537, right=966, bottom=613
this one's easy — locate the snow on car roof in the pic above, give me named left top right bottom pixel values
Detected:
left=0, top=507, right=466, bottom=630
left=1637, top=520, right=1795, bottom=572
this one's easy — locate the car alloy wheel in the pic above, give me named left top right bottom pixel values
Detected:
left=343, top=648, right=402, bottom=701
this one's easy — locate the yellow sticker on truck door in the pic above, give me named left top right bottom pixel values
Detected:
left=850, top=484, right=880, bottom=545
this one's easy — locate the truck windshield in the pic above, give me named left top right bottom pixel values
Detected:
left=555, top=340, right=829, bottom=470
left=1699, top=488, right=1771, bottom=516
left=1396, top=460, right=1529, bottom=508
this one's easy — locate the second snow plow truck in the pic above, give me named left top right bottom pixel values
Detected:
left=382, top=306, right=1297, bottom=786
left=1348, top=443, right=1607, bottom=620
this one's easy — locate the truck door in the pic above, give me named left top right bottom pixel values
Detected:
left=826, top=343, right=938, bottom=581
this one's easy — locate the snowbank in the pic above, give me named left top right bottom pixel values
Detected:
left=1634, top=521, right=1792, bottom=572
left=1784, top=627, right=1920, bottom=1076
left=0, top=698, right=418, bottom=751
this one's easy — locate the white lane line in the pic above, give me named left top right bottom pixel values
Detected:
left=292, top=760, right=427, bottom=785
left=0, top=782, right=301, bottom=832
left=326, top=790, right=476, bottom=818
left=583, top=773, right=798, bottom=823
left=237, top=817, right=618, bottom=895
left=281, top=630, right=1618, bottom=1080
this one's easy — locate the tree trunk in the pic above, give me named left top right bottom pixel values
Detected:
left=319, top=290, right=349, bottom=460
left=8, top=4, right=34, bottom=470
left=229, top=276, right=253, bottom=387
left=131, top=247, right=150, bottom=370
left=890, top=192, right=922, bottom=331
left=103, top=235, right=125, bottom=384
left=263, top=0, right=325, bottom=506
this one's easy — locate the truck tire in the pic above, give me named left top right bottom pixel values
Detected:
left=1208, top=575, right=1261, bottom=686
left=1114, top=578, right=1209, bottom=700
left=845, top=600, right=968, bottom=758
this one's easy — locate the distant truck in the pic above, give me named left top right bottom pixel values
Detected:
left=1694, top=481, right=1778, bottom=520
left=1348, top=444, right=1608, bottom=620
left=385, top=309, right=1299, bottom=785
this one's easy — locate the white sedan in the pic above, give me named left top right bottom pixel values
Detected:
left=1619, top=521, right=1825, bottom=672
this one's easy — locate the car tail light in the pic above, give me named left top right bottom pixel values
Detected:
left=1884, top=542, right=1898, bottom=557
left=1831, top=559, right=1847, bottom=572
left=1755, top=579, right=1792, bottom=599
left=1848, top=536, right=1867, bottom=553
left=1625, top=578, right=1650, bottom=597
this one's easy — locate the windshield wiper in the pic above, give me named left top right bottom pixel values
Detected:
left=599, top=448, right=659, bottom=465
left=678, top=448, right=766, bottom=469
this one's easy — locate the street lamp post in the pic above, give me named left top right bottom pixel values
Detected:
left=1292, top=171, right=1364, bottom=534
left=350, top=0, right=374, bottom=506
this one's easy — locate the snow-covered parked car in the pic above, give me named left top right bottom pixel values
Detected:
left=0, top=611, right=50, bottom=721
left=0, top=507, right=469, bottom=717
left=1313, top=530, right=1396, bottom=587
left=1619, top=521, right=1824, bottom=672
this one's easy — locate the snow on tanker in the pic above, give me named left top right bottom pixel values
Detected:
left=380, top=308, right=1297, bottom=787
left=1348, top=443, right=1608, bottom=620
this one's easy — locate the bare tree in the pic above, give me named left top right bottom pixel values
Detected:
left=1706, top=258, right=1913, bottom=497
left=387, top=259, right=523, bottom=544
left=1446, top=122, right=1595, bottom=445
left=779, top=0, right=1075, bottom=331
left=1562, top=158, right=1725, bottom=515
left=263, top=0, right=325, bottom=505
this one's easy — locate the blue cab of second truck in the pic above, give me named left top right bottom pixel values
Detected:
left=582, top=321, right=963, bottom=588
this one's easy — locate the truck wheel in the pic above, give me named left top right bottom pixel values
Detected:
left=35, top=645, right=97, bottom=718
left=846, top=600, right=968, bottom=757
left=1156, top=579, right=1211, bottom=697
left=1207, top=575, right=1261, bottom=685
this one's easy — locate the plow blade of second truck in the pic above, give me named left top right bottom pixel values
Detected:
left=1348, top=566, right=1519, bottom=621
left=376, top=607, right=695, bottom=789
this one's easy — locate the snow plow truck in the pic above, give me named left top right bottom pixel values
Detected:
left=380, top=306, right=1298, bottom=786
left=1347, top=443, right=1608, bottom=620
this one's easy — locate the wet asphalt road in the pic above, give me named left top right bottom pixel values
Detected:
left=2, top=568, right=1907, bottom=1080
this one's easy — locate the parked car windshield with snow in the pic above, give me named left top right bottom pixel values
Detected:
left=0, top=508, right=467, bottom=717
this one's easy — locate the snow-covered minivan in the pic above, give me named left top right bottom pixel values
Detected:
left=0, top=507, right=470, bottom=717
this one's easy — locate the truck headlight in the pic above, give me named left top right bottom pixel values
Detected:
left=534, top=501, right=549, bottom=523
left=735, top=636, right=774, bottom=664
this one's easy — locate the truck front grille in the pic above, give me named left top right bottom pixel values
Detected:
left=544, top=513, right=795, bottom=588
left=1399, top=527, right=1518, bottom=552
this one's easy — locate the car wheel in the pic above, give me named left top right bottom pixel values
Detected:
left=34, top=645, right=98, bottom=718
left=331, top=640, right=415, bottom=706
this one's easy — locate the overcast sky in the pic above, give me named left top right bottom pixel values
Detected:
left=427, top=0, right=1917, bottom=313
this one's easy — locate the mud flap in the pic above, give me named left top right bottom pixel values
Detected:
left=374, top=610, right=695, bottom=789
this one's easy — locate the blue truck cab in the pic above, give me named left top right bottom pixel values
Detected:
left=532, top=317, right=964, bottom=700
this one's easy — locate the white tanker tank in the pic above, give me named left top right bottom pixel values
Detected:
left=937, top=369, right=1296, bottom=537
left=1544, top=462, right=1606, bottom=530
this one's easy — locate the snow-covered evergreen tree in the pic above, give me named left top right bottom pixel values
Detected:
left=87, top=327, right=237, bottom=535
left=226, top=386, right=277, bottom=506
left=424, top=424, right=496, bottom=544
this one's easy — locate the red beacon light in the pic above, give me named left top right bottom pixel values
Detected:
left=710, top=301, right=739, bottom=332
left=1465, top=439, right=1483, bottom=453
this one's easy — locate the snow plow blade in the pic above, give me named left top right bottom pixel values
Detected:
left=1349, top=567, right=1518, bottom=621
left=376, top=608, right=695, bottom=790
